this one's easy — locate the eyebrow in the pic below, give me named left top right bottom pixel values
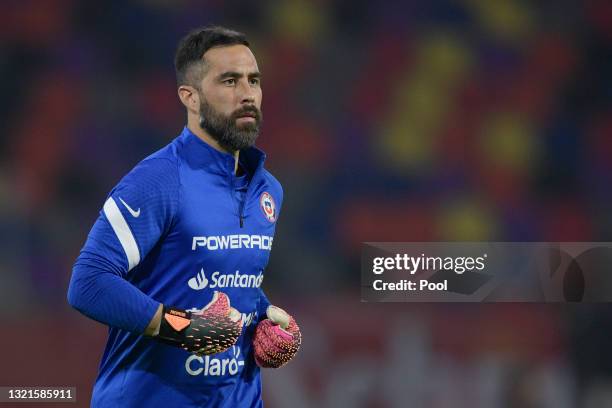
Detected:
left=217, top=71, right=262, bottom=80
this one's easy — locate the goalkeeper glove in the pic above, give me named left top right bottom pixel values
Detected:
left=155, top=291, right=243, bottom=355
left=253, top=305, right=301, bottom=368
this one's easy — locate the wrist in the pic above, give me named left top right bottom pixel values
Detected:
left=144, top=303, right=164, bottom=337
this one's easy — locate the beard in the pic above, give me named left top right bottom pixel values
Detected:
left=198, top=95, right=262, bottom=152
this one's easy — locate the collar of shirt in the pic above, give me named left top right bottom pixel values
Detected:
left=178, top=126, right=266, bottom=182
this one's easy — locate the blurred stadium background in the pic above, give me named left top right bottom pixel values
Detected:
left=1, top=0, right=612, bottom=406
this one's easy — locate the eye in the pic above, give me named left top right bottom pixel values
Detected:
left=223, top=78, right=236, bottom=85
left=249, top=77, right=260, bottom=85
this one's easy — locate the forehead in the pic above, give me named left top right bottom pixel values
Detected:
left=202, top=44, right=259, bottom=76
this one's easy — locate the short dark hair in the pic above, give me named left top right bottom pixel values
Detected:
left=174, top=26, right=250, bottom=87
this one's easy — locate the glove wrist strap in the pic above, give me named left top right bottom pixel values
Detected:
left=155, top=305, right=192, bottom=346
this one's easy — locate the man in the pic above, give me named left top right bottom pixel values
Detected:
left=67, top=26, right=301, bottom=407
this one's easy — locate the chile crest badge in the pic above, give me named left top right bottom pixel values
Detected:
left=260, top=192, right=276, bottom=223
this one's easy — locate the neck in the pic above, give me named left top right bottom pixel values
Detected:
left=186, top=120, right=240, bottom=175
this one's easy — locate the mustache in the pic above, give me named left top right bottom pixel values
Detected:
left=231, top=106, right=261, bottom=121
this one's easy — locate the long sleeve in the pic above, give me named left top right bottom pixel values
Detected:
left=254, top=176, right=282, bottom=323
left=67, top=157, right=180, bottom=333
left=255, top=289, right=272, bottom=323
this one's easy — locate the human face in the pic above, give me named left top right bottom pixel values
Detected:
left=197, top=44, right=263, bottom=151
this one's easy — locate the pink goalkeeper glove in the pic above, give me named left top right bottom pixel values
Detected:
left=253, top=305, right=301, bottom=368
left=155, top=291, right=243, bottom=356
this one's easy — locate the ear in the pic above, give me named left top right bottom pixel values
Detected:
left=178, top=85, right=200, bottom=113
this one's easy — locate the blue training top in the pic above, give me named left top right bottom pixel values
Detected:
left=68, top=126, right=283, bottom=407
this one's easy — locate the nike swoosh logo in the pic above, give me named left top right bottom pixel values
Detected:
left=119, top=197, right=141, bottom=218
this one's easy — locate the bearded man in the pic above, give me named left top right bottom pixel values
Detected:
left=67, top=26, right=301, bottom=408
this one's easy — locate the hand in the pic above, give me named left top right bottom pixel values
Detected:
left=155, top=291, right=243, bottom=355
left=253, top=305, right=301, bottom=368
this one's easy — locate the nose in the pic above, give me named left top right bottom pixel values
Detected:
left=238, top=79, right=256, bottom=105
